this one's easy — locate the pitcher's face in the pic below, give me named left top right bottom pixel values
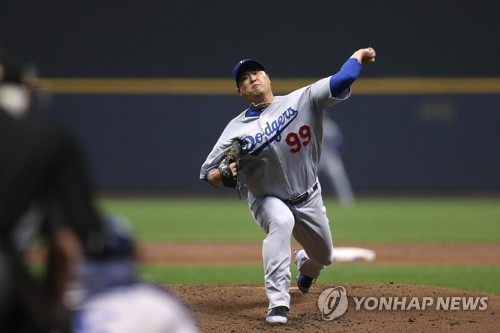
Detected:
left=237, top=70, right=272, bottom=102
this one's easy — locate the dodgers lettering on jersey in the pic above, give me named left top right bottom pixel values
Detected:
left=200, top=76, right=350, bottom=199
left=242, top=107, right=298, bottom=155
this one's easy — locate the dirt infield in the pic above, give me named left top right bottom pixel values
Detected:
left=137, top=242, right=500, bottom=332
left=167, top=283, right=499, bottom=333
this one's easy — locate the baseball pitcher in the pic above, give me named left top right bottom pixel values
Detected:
left=200, top=47, right=376, bottom=324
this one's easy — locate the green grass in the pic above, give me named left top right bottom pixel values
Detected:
left=99, top=197, right=500, bottom=243
left=320, top=264, right=500, bottom=294
left=99, top=198, right=261, bottom=241
left=329, top=197, right=500, bottom=242
left=139, top=264, right=500, bottom=294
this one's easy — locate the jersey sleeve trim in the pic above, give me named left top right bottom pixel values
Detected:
left=329, top=58, right=362, bottom=97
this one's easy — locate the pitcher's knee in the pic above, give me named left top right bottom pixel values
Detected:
left=319, top=248, right=334, bottom=266
left=319, top=256, right=333, bottom=266
left=268, top=213, right=294, bottom=235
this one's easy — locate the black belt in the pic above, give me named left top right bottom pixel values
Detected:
left=283, top=183, right=318, bottom=206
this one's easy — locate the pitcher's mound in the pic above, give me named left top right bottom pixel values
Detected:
left=167, top=283, right=499, bottom=333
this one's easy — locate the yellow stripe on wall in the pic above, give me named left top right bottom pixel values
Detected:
left=38, top=77, right=500, bottom=95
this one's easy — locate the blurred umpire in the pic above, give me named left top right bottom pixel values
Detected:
left=0, top=51, right=108, bottom=332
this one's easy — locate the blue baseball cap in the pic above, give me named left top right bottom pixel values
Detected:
left=232, top=59, right=266, bottom=86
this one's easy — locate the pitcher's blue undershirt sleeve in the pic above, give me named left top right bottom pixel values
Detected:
left=329, top=58, right=362, bottom=97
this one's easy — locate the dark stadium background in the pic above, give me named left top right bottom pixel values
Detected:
left=1, top=0, right=498, bottom=194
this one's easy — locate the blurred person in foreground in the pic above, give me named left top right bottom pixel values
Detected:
left=68, top=215, right=199, bottom=333
left=317, top=114, right=355, bottom=206
left=0, top=51, right=198, bottom=333
left=0, top=50, right=108, bottom=332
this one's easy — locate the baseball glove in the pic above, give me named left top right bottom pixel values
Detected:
left=218, top=140, right=242, bottom=189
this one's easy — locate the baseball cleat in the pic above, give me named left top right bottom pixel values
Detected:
left=297, top=273, right=315, bottom=293
left=266, top=306, right=288, bottom=324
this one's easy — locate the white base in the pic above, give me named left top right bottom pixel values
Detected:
left=332, top=247, right=376, bottom=262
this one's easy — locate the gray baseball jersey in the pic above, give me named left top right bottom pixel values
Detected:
left=200, top=76, right=350, bottom=199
